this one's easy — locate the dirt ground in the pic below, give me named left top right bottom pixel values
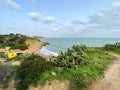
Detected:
left=23, top=38, right=49, bottom=59
left=23, top=38, right=46, bottom=54
left=29, top=80, right=70, bottom=90
left=85, top=55, right=120, bottom=90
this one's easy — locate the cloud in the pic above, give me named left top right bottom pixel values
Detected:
left=53, top=28, right=59, bottom=31
left=7, top=25, right=13, bottom=28
left=71, top=20, right=86, bottom=25
left=84, top=8, right=120, bottom=32
left=112, top=1, right=120, bottom=8
left=42, top=16, right=55, bottom=23
left=28, top=12, right=41, bottom=22
left=0, top=0, right=21, bottom=11
left=0, top=24, right=13, bottom=28
left=68, top=3, right=120, bottom=37
left=28, top=12, right=55, bottom=24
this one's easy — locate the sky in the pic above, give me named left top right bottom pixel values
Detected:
left=0, top=0, right=120, bottom=37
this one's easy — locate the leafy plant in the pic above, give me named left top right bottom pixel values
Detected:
left=0, top=65, right=15, bottom=88
left=0, top=52, right=4, bottom=58
left=0, top=34, right=28, bottom=50
left=15, top=54, right=54, bottom=90
left=50, top=45, right=89, bottom=68
left=103, top=42, right=120, bottom=53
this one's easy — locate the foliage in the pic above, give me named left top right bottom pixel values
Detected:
left=4, top=44, right=115, bottom=90
left=15, top=54, right=54, bottom=90
left=50, top=45, right=89, bottom=68
left=0, top=52, right=4, bottom=58
left=103, top=42, right=120, bottom=53
left=70, top=49, right=115, bottom=89
left=0, top=33, right=28, bottom=50
left=0, top=65, right=15, bottom=88
left=48, top=47, right=115, bottom=89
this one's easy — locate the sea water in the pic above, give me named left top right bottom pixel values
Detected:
left=40, top=38, right=120, bottom=56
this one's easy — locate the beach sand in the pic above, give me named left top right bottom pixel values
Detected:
left=23, top=38, right=49, bottom=59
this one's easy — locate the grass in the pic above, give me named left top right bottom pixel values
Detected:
left=0, top=83, right=8, bottom=88
left=0, top=44, right=4, bottom=48
left=30, top=48, right=116, bottom=90
left=11, top=46, right=116, bottom=90
left=1, top=34, right=117, bottom=90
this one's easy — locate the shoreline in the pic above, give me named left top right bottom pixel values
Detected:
left=23, top=38, right=50, bottom=59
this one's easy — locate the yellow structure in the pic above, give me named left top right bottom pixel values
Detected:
left=5, top=47, right=17, bottom=59
left=7, top=52, right=17, bottom=59
left=5, top=47, right=22, bottom=59
left=5, top=47, right=10, bottom=51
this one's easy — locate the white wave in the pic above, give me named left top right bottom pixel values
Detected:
left=40, top=47, right=58, bottom=57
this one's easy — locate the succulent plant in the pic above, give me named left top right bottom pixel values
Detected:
left=51, top=44, right=89, bottom=68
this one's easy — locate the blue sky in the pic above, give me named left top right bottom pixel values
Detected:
left=0, top=0, right=120, bottom=37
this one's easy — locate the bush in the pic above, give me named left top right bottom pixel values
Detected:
left=15, top=54, right=53, bottom=90
left=0, top=34, right=28, bottom=50
left=12, top=44, right=28, bottom=50
left=104, top=42, right=120, bottom=53
left=0, top=65, right=15, bottom=88
left=50, top=45, right=89, bottom=68
left=0, top=52, right=4, bottom=58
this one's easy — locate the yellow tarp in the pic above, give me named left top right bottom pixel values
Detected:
left=5, top=47, right=11, bottom=51
left=7, top=52, right=17, bottom=59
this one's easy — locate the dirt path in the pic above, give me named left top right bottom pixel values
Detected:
left=86, top=54, right=120, bottom=90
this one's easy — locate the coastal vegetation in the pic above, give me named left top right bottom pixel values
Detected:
left=103, top=42, right=120, bottom=53
left=50, top=45, right=89, bottom=68
left=0, top=52, right=4, bottom=58
left=15, top=45, right=115, bottom=90
left=0, top=33, right=28, bottom=50
left=15, top=54, right=53, bottom=90
left=0, top=65, right=15, bottom=88
left=0, top=34, right=119, bottom=90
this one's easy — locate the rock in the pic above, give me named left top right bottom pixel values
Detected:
left=43, top=42, right=49, bottom=46
left=51, top=72, right=56, bottom=76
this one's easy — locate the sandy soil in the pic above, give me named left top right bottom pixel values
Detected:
left=0, top=80, right=16, bottom=90
left=23, top=38, right=49, bottom=59
left=0, top=49, right=5, bottom=52
left=29, top=80, right=70, bottom=90
left=23, top=38, right=46, bottom=54
left=85, top=55, right=120, bottom=90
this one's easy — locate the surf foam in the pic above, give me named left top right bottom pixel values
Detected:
left=40, top=47, right=58, bottom=57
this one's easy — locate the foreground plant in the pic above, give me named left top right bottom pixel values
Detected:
left=104, top=42, right=120, bottom=53
left=50, top=45, right=89, bottom=68
left=15, top=54, right=53, bottom=90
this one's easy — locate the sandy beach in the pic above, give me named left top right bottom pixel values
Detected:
left=23, top=38, right=49, bottom=59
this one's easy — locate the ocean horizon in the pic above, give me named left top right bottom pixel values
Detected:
left=39, top=38, right=120, bottom=56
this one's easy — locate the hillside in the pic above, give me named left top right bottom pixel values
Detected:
left=23, top=38, right=49, bottom=54
left=0, top=33, right=48, bottom=54
left=0, top=34, right=120, bottom=90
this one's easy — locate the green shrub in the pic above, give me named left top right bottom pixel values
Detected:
left=17, top=38, right=26, bottom=43
left=0, top=34, right=28, bottom=50
left=0, top=65, right=15, bottom=88
left=50, top=45, right=89, bottom=68
left=0, top=52, right=4, bottom=58
left=12, top=44, right=28, bottom=50
left=103, top=42, right=120, bottom=53
left=15, top=54, right=54, bottom=90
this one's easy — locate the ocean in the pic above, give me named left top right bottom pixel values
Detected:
left=40, top=38, right=120, bottom=56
